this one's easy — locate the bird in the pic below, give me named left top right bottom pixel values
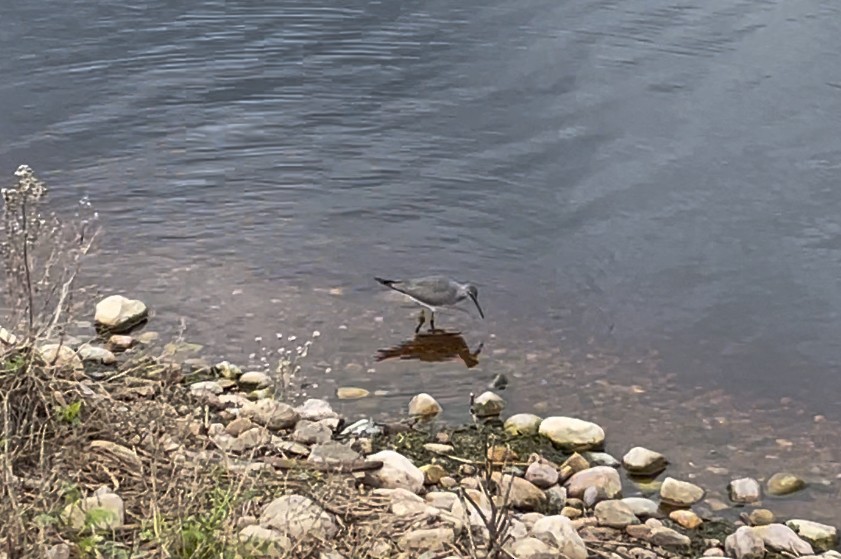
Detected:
left=374, top=275, right=485, bottom=333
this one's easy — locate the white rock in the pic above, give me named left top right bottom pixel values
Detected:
left=60, top=492, right=124, bottom=530
left=94, top=295, right=148, bottom=332
left=594, top=499, right=640, bottom=528
left=621, top=497, right=662, bottom=519
left=728, top=477, right=762, bottom=504
left=238, top=525, right=292, bottom=556
left=526, top=461, right=560, bottom=489
left=398, top=527, right=455, bottom=551
left=659, top=477, right=705, bottom=507
left=77, top=344, right=117, bottom=365
left=565, top=466, right=622, bottom=499
left=622, top=447, right=668, bottom=476
left=753, top=524, right=814, bottom=556
left=504, top=413, right=543, bottom=435
left=291, top=420, right=332, bottom=445
left=363, top=450, right=424, bottom=493
left=425, top=491, right=458, bottom=511
left=531, top=515, right=588, bottom=559
left=509, top=537, right=558, bottom=559
left=190, top=380, right=223, bottom=395
left=259, top=495, right=338, bottom=541
left=539, top=416, right=605, bottom=451
left=38, top=344, right=83, bottom=372
left=239, top=371, right=272, bottom=389
left=472, top=391, right=505, bottom=417
left=295, top=399, right=339, bottom=421
left=786, top=519, right=839, bottom=551
left=725, top=526, right=766, bottom=559
left=408, top=393, right=443, bottom=416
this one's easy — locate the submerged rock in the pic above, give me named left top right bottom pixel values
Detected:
left=766, top=472, right=807, bottom=496
left=336, top=387, right=369, bottom=400
left=94, top=295, right=148, bottom=333
left=539, top=417, right=605, bottom=451
left=621, top=498, right=661, bottom=519
left=408, top=393, right=443, bottom=417
left=622, top=447, right=668, bottom=476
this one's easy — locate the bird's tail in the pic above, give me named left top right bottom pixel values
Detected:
left=374, top=277, right=395, bottom=287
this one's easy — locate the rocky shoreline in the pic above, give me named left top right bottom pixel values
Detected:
left=1, top=294, right=840, bottom=559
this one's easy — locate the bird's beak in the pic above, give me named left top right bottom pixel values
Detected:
left=468, top=292, right=485, bottom=319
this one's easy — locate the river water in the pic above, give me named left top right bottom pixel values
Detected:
left=2, top=0, right=841, bottom=525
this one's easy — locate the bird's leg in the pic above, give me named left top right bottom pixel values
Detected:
left=429, top=311, right=436, bottom=332
left=415, top=309, right=426, bottom=334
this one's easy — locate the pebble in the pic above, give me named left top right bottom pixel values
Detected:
left=594, top=499, right=640, bottom=528
left=95, top=295, right=148, bottom=333
left=748, top=509, right=776, bottom=526
left=423, top=443, right=455, bottom=455
left=408, top=393, right=443, bottom=417
left=659, top=477, right=705, bottom=507
left=539, top=416, right=606, bottom=451
left=766, top=472, right=807, bottom=496
left=472, top=391, right=505, bottom=417
left=728, top=477, right=762, bottom=504
left=336, top=387, right=370, bottom=400
left=621, top=447, right=668, bottom=476
left=669, top=509, right=703, bottom=529
left=525, top=460, right=559, bottom=489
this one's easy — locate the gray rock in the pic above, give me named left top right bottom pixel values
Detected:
left=229, top=427, right=271, bottom=452
left=531, top=515, right=588, bottom=559
left=753, top=524, right=814, bottom=556
left=239, top=371, right=272, bottom=390
left=425, top=491, right=458, bottom=510
left=190, top=381, right=224, bottom=395
left=291, top=420, right=332, bottom=445
left=648, top=526, right=692, bottom=548
left=408, top=393, right=443, bottom=417
left=259, top=494, right=338, bottom=541
left=295, top=399, right=339, bottom=421
left=472, top=391, right=505, bottom=417
left=594, top=499, right=640, bottom=528
left=241, top=399, right=299, bottom=430
left=45, top=544, right=70, bottom=559
left=565, top=466, right=622, bottom=499
left=491, top=472, right=547, bottom=511
left=728, top=477, right=762, bottom=504
left=659, top=477, right=705, bottom=507
left=225, top=417, right=255, bottom=437
left=363, top=450, right=424, bottom=493
left=725, top=527, right=768, bottom=559
left=78, top=344, right=117, bottom=365
left=539, top=416, right=605, bottom=451
left=238, top=525, right=292, bottom=557
left=526, top=461, right=560, bottom=489
left=545, top=485, right=568, bottom=514
left=504, top=413, right=543, bottom=436
left=583, top=452, right=621, bottom=468
left=621, top=497, right=662, bottom=519
left=748, top=508, right=776, bottom=526
left=307, top=441, right=361, bottom=464
left=94, top=295, right=148, bottom=333
left=398, top=527, right=455, bottom=551
left=509, top=537, right=558, bottom=559
left=766, top=472, right=807, bottom=496
left=38, top=344, right=83, bottom=372
left=622, top=447, right=668, bottom=476
left=60, top=492, right=124, bottom=530
left=786, top=520, right=838, bottom=552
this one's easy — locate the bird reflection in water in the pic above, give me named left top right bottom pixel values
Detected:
left=375, top=330, right=484, bottom=368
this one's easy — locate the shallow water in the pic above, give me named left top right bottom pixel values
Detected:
left=2, top=0, right=841, bottom=525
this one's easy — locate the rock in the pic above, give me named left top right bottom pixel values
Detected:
left=531, top=515, right=588, bottom=559
left=239, top=371, right=271, bottom=390
left=526, top=461, right=560, bottom=489
left=38, top=344, right=83, bottom=372
left=78, top=344, right=117, bottom=365
left=94, top=295, right=148, bottom=333
left=565, top=466, right=622, bottom=499
left=539, top=416, right=605, bottom=451
left=408, top=393, right=443, bottom=417
left=225, top=417, right=255, bottom=437
left=241, top=399, right=299, bottom=430
left=703, top=548, right=725, bottom=557
left=135, top=331, right=158, bottom=344
left=426, top=491, right=458, bottom=510
left=336, top=386, right=369, bottom=400
left=728, top=477, right=762, bottom=504
left=230, top=427, right=271, bottom=452
left=583, top=452, right=621, bottom=468
left=260, top=494, right=338, bottom=541
left=190, top=380, right=224, bottom=395
left=648, top=526, right=692, bottom=548
left=594, top=500, right=639, bottom=529
left=238, top=525, right=292, bottom=556
left=108, top=334, right=134, bottom=353
left=364, top=451, right=424, bottom=493
left=545, top=485, right=568, bottom=514
left=472, top=391, right=505, bottom=417
left=295, top=399, right=339, bottom=421
left=504, top=413, right=543, bottom=436
left=626, top=524, right=652, bottom=539
left=398, top=527, right=455, bottom=551
left=308, top=441, right=361, bottom=464
left=559, top=453, right=591, bottom=481
left=766, top=472, right=807, bottom=496
left=424, top=443, right=455, bottom=455
left=215, top=361, right=243, bottom=379
left=669, top=509, right=702, bottom=529
left=0, top=326, right=18, bottom=346
left=748, top=509, right=776, bottom=526
left=439, top=476, right=457, bottom=489
left=420, top=464, right=448, bottom=485
left=583, top=485, right=609, bottom=508
left=44, top=544, right=70, bottom=559
left=562, top=506, right=583, bottom=519
left=89, top=440, right=142, bottom=471
left=659, top=477, right=704, bottom=507
left=60, top=492, right=125, bottom=530
left=726, top=526, right=766, bottom=559
left=786, top=520, right=838, bottom=551
left=291, top=420, right=332, bottom=445
left=621, top=498, right=661, bottom=519
left=509, top=537, right=557, bottom=559
left=491, top=472, right=547, bottom=511
left=487, top=445, right=518, bottom=463
left=622, top=447, right=668, bottom=476
left=753, top=524, right=814, bottom=555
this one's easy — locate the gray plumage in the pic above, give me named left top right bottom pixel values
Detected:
left=375, top=275, right=484, bottom=332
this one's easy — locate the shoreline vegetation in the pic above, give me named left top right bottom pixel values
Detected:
left=1, top=168, right=839, bottom=559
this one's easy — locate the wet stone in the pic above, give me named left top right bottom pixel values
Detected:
left=766, top=472, right=807, bottom=496
left=728, top=477, right=762, bottom=504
